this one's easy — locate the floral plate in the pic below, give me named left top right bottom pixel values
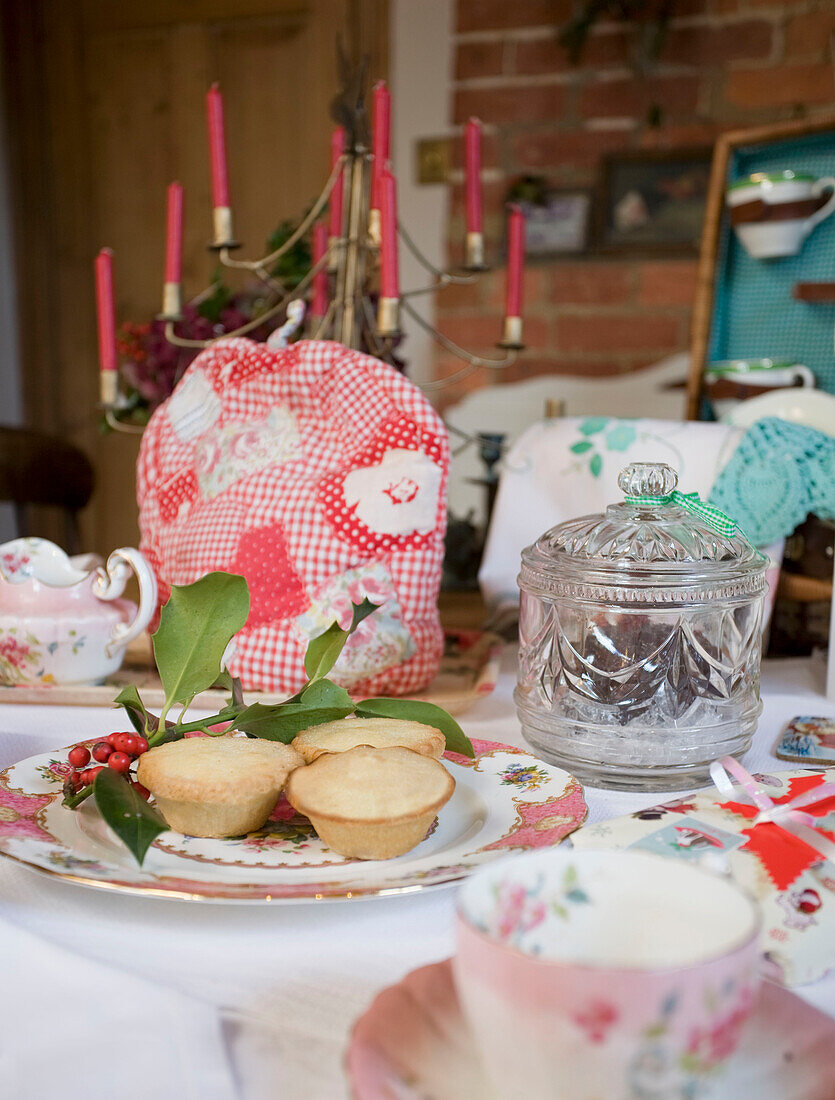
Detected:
left=0, top=739, right=586, bottom=903
left=346, top=960, right=835, bottom=1100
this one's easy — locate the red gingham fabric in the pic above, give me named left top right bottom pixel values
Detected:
left=137, top=338, right=449, bottom=695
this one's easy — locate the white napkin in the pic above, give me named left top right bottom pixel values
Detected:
left=479, top=417, right=745, bottom=612
left=0, top=913, right=238, bottom=1100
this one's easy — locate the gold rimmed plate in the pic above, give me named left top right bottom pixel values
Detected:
left=0, top=739, right=586, bottom=903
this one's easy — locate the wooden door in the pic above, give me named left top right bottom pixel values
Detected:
left=1, top=0, right=388, bottom=555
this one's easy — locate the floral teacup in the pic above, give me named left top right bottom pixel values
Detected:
left=0, top=538, right=157, bottom=686
left=454, top=848, right=761, bottom=1100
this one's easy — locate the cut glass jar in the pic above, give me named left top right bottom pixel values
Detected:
left=515, top=462, right=768, bottom=791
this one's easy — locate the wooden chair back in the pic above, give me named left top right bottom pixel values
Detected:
left=0, top=427, right=94, bottom=553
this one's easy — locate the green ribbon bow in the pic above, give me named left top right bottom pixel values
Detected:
left=624, top=489, right=739, bottom=538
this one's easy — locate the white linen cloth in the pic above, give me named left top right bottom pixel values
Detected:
left=479, top=417, right=744, bottom=613
left=0, top=652, right=833, bottom=1098
left=0, top=917, right=237, bottom=1100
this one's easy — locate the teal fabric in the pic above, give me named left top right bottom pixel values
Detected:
left=709, top=417, right=835, bottom=546
left=709, top=128, right=835, bottom=396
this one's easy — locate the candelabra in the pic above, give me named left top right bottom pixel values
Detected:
left=96, top=55, right=526, bottom=427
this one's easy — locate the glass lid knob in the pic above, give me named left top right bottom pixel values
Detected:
left=617, top=462, right=679, bottom=499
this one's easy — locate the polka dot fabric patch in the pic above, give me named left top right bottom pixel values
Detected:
left=136, top=339, right=449, bottom=694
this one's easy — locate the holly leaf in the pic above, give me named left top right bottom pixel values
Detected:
left=113, top=685, right=151, bottom=734
left=153, top=572, right=250, bottom=710
left=355, top=698, right=474, bottom=758
left=234, top=703, right=354, bottom=743
left=300, top=679, right=354, bottom=710
left=303, top=598, right=379, bottom=682
left=215, top=669, right=245, bottom=708
left=93, top=767, right=169, bottom=866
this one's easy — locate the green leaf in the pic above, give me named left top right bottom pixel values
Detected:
left=349, top=598, right=378, bottom=630
left=93, top=767, right=169, bottom=866
left=152, top=572, right=250, bottom=711
left=215, top=669, right=245, bottom=708
left=300, top=679, right=354, bottom=709
left=303, top=598, right=379, bottom=682
left=566, top=888, right=590, bottom=904
left=234, top=703, right=354, bottom=743
left=355, top=698, right=474, bottom=758
left=570, top=440, right=593, bottom=454
left=303, top=621, right=349, bottom=682
left=579, top=417, right=609, bottom=436
left=589, top=452, right=603, bottom=478
left=113, top=685, right=150, bottom=734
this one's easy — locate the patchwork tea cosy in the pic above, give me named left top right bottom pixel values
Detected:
left=137, top=338, right=449, bottom=695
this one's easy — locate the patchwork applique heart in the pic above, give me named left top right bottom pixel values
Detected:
left=317, top=416, right=445, bottom=552
left=158, top=469, right=199, bottom=524
left=229, top=523, right=308, bottom=629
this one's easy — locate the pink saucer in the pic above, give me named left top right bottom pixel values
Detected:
left=347, top=960, right=835, bottom=1100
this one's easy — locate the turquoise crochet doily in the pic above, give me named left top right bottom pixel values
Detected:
left=709, top=417, right=835, bottom=546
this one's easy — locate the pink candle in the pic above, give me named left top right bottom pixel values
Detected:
left=94, top=248, right=117, bottom=373
left=379, top=169, right=399, bottom=299
left=505, top=204, right=525, bottom=318
left=371, top=81, right=391, bottom=211
left=464, top=117, right=482, bottom=234
left=206, top=83, right=229, bottom=208
left=311, top=221, right=328, bottom=318
left=164, top=181, right=184, bottom=284
left=329, top=126, right=345, bottom=239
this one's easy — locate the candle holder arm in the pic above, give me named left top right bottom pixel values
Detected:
left=164, top=251, right=330, bottom=349
left=218, top=156, right=347, bottom=274
left=397, top=220, right=483, bottom=285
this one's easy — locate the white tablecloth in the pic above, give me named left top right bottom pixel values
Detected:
left=1, top=652, right=834, bottom=1099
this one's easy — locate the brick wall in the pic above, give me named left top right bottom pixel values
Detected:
left=432, top=0, right=835, bottom=408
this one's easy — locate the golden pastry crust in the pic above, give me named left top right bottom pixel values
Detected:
left=285, top=745, right=455, bottom=860
left=136, top=736, right=304, bottom=838
left=291, top=717, right=445, bottom=764
left=137, top=736, right=304, bottom=803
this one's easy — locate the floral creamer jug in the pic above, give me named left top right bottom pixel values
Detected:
left=0, top=538, right=157, bottom=685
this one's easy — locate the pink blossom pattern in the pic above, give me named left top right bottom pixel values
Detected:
left=481, top=863, right=590, bottom=948
left=491, top=882, right=548, bottom=942
left=686, top=986, right=755, bottom=1069
left=0, top=549, right=32, bottom=579
left=194, top=406, right=300, bottom=500
left=0, top=633, right=40, bottom=684
left=573, top=1001, right=620, bottom=1043
left=36, top=759, right=73, bottom=785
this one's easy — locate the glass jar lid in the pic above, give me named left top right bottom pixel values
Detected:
left=519, top=462, right=768, bottom=604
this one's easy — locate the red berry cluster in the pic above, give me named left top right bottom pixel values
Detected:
left=66, top=732, right=151, bottom=799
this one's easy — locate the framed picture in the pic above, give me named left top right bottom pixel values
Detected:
left=508, top=181, right=592, bottom=257
left=598, top=148, right=712, bottom=254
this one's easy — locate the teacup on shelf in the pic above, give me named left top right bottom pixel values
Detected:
left=0, top=537, right=157, bottom=686
left=727, top=170, right=835, bottom=259
left=454, top=848, right=761, bottom=1100
left=705, top=357, right=815, bottom=420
